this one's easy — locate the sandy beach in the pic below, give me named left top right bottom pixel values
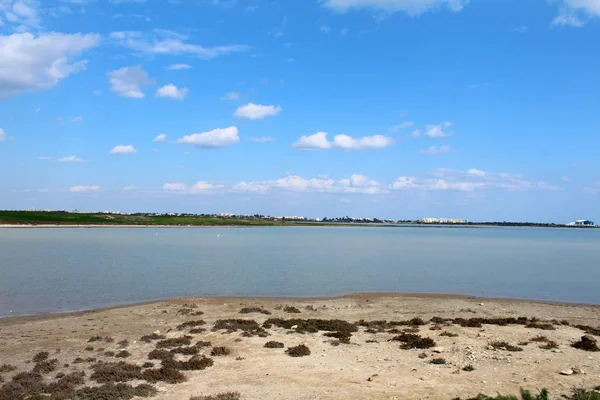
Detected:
left=1, top=293, right=599, bottom=399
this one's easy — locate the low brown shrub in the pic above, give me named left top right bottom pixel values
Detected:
left=391, top=333, right=436, bottom=349
left=90, top=362, right=143, bottom=383
left=489, top=341, right=523, bottom=352
left=283, top=306, right=301, bottom=313
left=140, top=333, right=166, bottom=343
left=141, top=367, right=186, bottom=384
left=177, top=320, right=206, bottom=331
left=264, top=341, right=284, bottom=348
left=156, top=336, right=192, bottom=348
left=115, top=351, right=131, bottom=358
left=210, top=347, right=231, bottom=357
left=572, top=335, right=599, bottom=352
left=191, top=392, right=241, bottom=400
left=239, top=307, right=271, bottom=315
left=32, top=358, right=58, bottom=374
left=76, top=383, right=156, bottom=399
left=286, top=344, right=310, bottom=357
left=32, top=351, right=49, bottom=363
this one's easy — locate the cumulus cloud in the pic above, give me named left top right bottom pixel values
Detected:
left=69, top=185, right=100, bottom=192
left=293, top=132, right=332, bottom=150
left=110, top=29, right=249, bottom=59
left=420, top=145, right=451, bottom=155
left=234, top=103, right=282, bottom=120
left=153, top=133, right=167, bottom=142
left=0, top=128, right=5, bottom=141
left=251, top=136, right=275, bottom=143
left=156, top=83, right=188, bottom=100
left=176, top=126, right=240, bottom=148
left=167, top=63, right=192, bottom=70
left=231, top=174, right=385, bottom=195
left=390, top=169, right=560, bottom=192
left=109, top=144, right=137, bottom=155
left=162, top=181, right=223, bottom=194
left=108, top=65, right=152, bottom=98
left=322, top=0, right=468, bottom=15
left=293, top=132, right=394, bottom=150
left=58, top=155, right=87, bottom=163
left=0, top=32, right=100, bottom=98
left=123, top=185, right=139, bottom=191
left=413, top=121, right=453, bottom=137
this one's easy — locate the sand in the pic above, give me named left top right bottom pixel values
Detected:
left=1, top=293, right=599, bottom=399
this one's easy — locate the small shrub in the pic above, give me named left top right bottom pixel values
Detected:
left=540, top=341, right=558, bottom=350
left=366, top=340, right=378, bottom=343
left=391, top=333, right=436, bottom=349
left=76, top=383, right=156, bottom=400
left=263, top=318, right=357, bottom=334
left=142, top=362, right=154, bottom=368
left=430, top=325, right=443, bottom=331
left=88, top=336, right=114, bottom=343
left=239, top=307, right=271, bottom=315
left=489, top=341, right=523, bottom=352
left=195, top=341, right=212, bottom=348
left=105, top=351, right=116, bottom=357
left=148, top=349, right=173, bottom=361
left=190, top=328, right=206, bottom=334
left=32, top=358, right=58, bottom=374
left=213, top=319, right=266, bottom=336
left=440, top=331, right=459, bottom=337
left=430, top=358, right=447, bottom=365
left=177, top=320, right=206, bottom=331
left=264, top=341, right=284, bottom=348
left=211, top=346, right=232, bottom=357
left=84, top=346, right=94, bottom=351
left=430, top=317, right=447, bottom=324
left=141, top=367, right=186, bottom=384
left=32, top=351, right=49, bottom=363
left=525, top=322, right=556, bottom=331
left=90, top=362, right=143, bottom=383
left=418, top=352, right=427, bottom=359
left=284, top=306, right=301, bottom=313
left=0, top=364, right=17, bottom=373
left=156, top=336, right=192, bottom=348
left=571, top=335, right=599, bottom=352
left=191, top=392, right=241, bottom=400
left=286, top=344, right=311, bottom=357
left=115, top=350, right=132, bottom=358
left=117, top=339, right=129, bottom=348
left=73, top=357, right=85, bottom=364
left=530, top=335, right=549, bottom=343
left=462, top=365, right=475, bottom=372
left=575, top=325, right=600, bottom=337
left=170, top=346, right=199, bottom=356
left=140, top=333, right=166, bottom=343
left=163, top=356, right=214, bottom=371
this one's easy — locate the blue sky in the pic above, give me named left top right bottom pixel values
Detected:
left=1, top=0, right=600, bottom=222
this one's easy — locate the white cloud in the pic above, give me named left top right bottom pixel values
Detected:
left=293, top=132, right=394, bottom=150
left=320, top=24, right=331, bottom=33
left=322, top=0, right=468, bottom=15
left=584, top=182, right=600, bottom=193
left=420, top=145, right=451, bottom=155
left=156, top=83, right=188, bottom=100
left=176, top=126, right=240, bottom=148
left=167, top=63, right=192, bottom=70
left=561, top=176, right=573, bottom=182
left=109, top=144, right=137, bottom=155
left=221, top=91, right=241, bottom=101
left=333, top=134, right=394, bottom=150
left=251, top=136, right=275, bottom=143
left=231, top=174, right=385, bottom=195
left=234, top=103, right=282, bottom=120
left=123, top=185, right=139, bottom=191
left=108, top=65, right=152, bottom=98
left=293, top=132, right=332, bottom=150
left=92, top=90, right=101, bottom=95
left=0, top=32, right=100, bottom=98
left=71, top=116, right=83, bottom=123
left=70, top=185, right=100, bottom=192
left=58, top=155, right=87, bottom=163
left=0, top=128, right=5, bottom=141
left=153, top=133, right=167, bottom=142
left=110, top=29, right=249, bottom=59
left=1, top=0, right=40, bottom=29
left=388, top=121, right=414, bottom=133
left=423, top=121, right=452, bottom=137
left=38, top=156, right=54, bottom=160
left=163, top=183, right=186, bottom=191
left=551, top=0, right=600, bottom=27
left=390, top=169, right=560, bottom=192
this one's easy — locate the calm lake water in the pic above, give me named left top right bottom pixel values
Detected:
left=1, top=226, right=599, bottom=316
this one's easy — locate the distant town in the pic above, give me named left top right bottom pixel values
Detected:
left=8, top=208, right=595, bottom=228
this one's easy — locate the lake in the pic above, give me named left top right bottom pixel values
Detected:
left=1, top=226, right=599, bottom=316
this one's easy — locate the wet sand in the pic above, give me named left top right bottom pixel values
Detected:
left=1, top=293, right=599, bottom=399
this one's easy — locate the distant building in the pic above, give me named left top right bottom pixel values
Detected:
left=567, top=220, right=595, bottom=226
left=420, top=218, right=464, bottom=224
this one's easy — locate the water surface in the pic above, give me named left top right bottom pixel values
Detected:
left=1, top=226, right=599, bottom=316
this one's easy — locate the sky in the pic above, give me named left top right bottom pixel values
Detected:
left=1, top=0, right=600, bottom=222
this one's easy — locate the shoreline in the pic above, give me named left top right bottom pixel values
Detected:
left=3, top=292, right=599, bottom=323
left=1, top=292, right=599, bottom=399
